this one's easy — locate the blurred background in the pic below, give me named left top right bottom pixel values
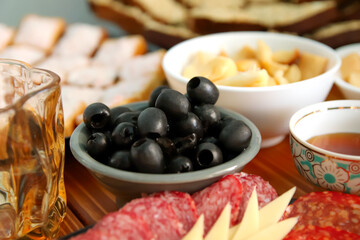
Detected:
left=0, top=0, right=124, bottom=36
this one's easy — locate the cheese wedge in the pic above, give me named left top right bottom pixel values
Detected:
left=204, top=203, right=231, bottom=240
left=246, top=217, right=298, bottom=240
left=182, top=215, right=204, bottom=240
left=182, top=187, right=297, bottom=240
left=259, top=187, right=296, bottom=229
left=230, top=188, right=259, bottom=240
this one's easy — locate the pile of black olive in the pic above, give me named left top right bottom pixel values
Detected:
left=83, top=76, right=252, bottom=174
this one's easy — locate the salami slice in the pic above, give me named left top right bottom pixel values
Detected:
left=283, top=225, right=360, bottom=240
left=71, top=211, right=154, bottom=240
left=192, top=174, right=243, bottom=234
left=151, top=191, right=198, bottom=232
left=233, top=172, right=278, bottom=223
left=283, top=191, right=360, bottom=235
left=120, top=196, right=185, bottom=240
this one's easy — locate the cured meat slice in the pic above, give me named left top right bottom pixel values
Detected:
left=233, top=172, right=278, bottom=222
left=151, top=191, right=198, bottom=232
left=192, top=174, right=243, bottom=234
left=120, top=196, right=185, bottom=240
left=70, top=211, right=154, bottom=240
left=283, top=225, right=360, bottom=240
left=283, top=191, right=360, bottom=235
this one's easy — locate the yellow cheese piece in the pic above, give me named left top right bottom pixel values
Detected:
left=246, top=217, right=298, bottom=240
left=204, top=203, right=231, bottom=240
left=259, top=187, right=296, bottom=229
left=201, top=56, right=238, bottom=82
left=230, top=188, right=259, bottom=240
left=182, top=214, right=204, bottom=240
left=215, top=69, right=269, bottom=87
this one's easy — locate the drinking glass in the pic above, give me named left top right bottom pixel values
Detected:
left=0, top=59, right=66, bottom=239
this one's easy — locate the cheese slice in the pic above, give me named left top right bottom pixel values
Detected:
left=246, top=217, right=298, bottom=240
left=182, top=187, right=297, bottom=240
left=259, top=187, right=296, bottom=229
left=182, top=215, right=204, bottom=240
left=204, top=203, right=231, bottom=240
left=230, top=188, right=259, bottom=240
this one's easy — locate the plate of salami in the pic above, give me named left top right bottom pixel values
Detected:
left=59, top=172, right=360, bottom=239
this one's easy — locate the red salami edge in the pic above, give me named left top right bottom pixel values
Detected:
left=70, top=210, right=154, bottom=240
left=283, top=225, right=360, bottom=240
left=151, top=191, right=198, bottom=233
left=120, top=196, right=185, bottom=240
left=283, top=191, right=360, bottom=236
left=192, top=174, right=243, bottom=234
left=233, top=172, right=278, bottom=223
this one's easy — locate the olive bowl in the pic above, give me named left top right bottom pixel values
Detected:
left=69, top=101, right=261, bottom=206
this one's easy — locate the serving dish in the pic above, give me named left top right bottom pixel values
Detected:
left=289, top=100, right=360, bottom=195
left=163, top=31, right=340, bottom=148
left=335, top=43, right=360, bottom=100
left=70, top=101, right=261, bottom=206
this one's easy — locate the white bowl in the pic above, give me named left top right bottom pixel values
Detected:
left=335, top=43, right=360, bottom=99
left=162, top=32, right=341, bottom=148
left=289, top=100, right=360, bottom=195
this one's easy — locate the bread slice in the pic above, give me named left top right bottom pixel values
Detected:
left=89, top=0, right=198, bottom=48
left=36, top=55, right=91, bottom=84
left=0, top=45, right=46, bottom=65
left=61, top=85, right=103, bottom=137
left=89, top=0, right=147, bottom=34
left=93, top=35, right=147, bottom=67
left=0, top=24, right=15, bottom=51
left=101, top=49, right=166, bottom=107
left=247, top=1, right=338, bottom=34
left=309, top=20, right=360, bottom=48
left=178, top=0, right=246, bottom=8
left=188, top=7, right=265, bottom=34
left=14, top=14, right=65, bottom=54
left=66, top=64, right=118, bottom=88
left=128, top=0, right=187, bottom=25
left=188, top=1, right=338, bottom=34
left=53, top=23, right=107, bottom=57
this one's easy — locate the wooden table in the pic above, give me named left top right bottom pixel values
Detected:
left=57, top=85, right=345, bottom=238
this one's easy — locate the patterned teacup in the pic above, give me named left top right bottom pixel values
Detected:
left=289, top=100, right=360, bottom=195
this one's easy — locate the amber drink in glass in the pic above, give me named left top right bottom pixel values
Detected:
left=0, top=59, right=66, bottom=239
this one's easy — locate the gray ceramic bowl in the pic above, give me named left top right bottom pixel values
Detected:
left=70, top=102, right=261, bottom=206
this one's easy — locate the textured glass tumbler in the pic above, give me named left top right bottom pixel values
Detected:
left=0, top=59, right=66, bottom=239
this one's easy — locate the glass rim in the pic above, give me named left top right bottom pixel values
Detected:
left=0, top=58, right=61, bottom=113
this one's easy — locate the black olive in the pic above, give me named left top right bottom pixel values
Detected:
left=186, top=76, right=219, bottom=105
left=148, top=85, right=170, bottom=107
left=113, top=111, right=141, bottom=126
left=110, top=106, right=131, bottom=127
left=171, top=112, right=203, bottom=139
left=137, top=107, right=168, bottom=138
left=219, top=120, right=252, bottom=152
left=173, top=133, right=198, bottom=154
left=210, top=115, right=237, bottom=137
left=107, top=151, right=132, bottom=170
left=155, top=89, right=190, bottom=120
left=130, top=138, right=165, bottom=173
left=166, top=155, right=193, bottom=173
left=200, top=136, right=221, bottom=146
left=156, top=137, right=177, bottom=158
left=111, top=122, right=138, bottom=148
left=83, top=102, right=111, bottom=130
left=193, top=104, right=221, bottom=131
left=87, top=132, right=111, bottom=161
left=196, top=142, right=223, bottom=168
